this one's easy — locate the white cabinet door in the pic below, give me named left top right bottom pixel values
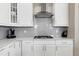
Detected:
left=22, top=41, right=34, bottom=56
left=14, top=41, right=21, bottom=56
left=34, top=44, right=44, bottom=56
left=0, top=3, right=11, bottom=26
left=45, top=45, right=56, bottom=56
left=53, top=3, right=68, bottom=26
left=9, top=42, right=15, bottom=56
left=56, top=45, right=73, bottom=56
left=17, top=3, right=33, bottom=27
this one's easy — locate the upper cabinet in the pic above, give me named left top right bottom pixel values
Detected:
left=17, top=3, right=33, bottom=27
left=0, top=3, right=33, bottom=27
left=53, top=3, right=69, bottom=26
left=0, top=3, right=69, bottom=27
left=0, top=3, right=11, bottom=26
left=0, top=3, right=18, bottom=26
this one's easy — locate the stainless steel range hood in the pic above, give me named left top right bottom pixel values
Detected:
left=35, top=3, right=53, bottom=18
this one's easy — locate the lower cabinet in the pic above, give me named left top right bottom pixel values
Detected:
left=8, top=41, right=21, bottom=56
left=14, top=40, right=21, bottom=56
left=34, top=44, right=44, bottom=56
left=56, top=45, right=73, bottom=56
left=45, top=45, right=56, bottom=56
left=34, top=44, right=56, bottom=56
left=0, top=39, right=73, bottom=56
left=22, top=41, right=34, bottom=56
left=8, top=42, right=16, bottom=56
left=56, top=40, right=73, bottom=56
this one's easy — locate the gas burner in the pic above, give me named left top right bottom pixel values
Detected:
left=34, top=36, right=53, bottom=39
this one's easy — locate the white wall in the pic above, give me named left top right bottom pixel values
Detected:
left=68, top=4, right=75, bottom=39
left=75, top=3, right=79, bottom=56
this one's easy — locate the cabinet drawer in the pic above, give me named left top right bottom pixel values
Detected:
left=56, top=40, right=73, bottom=45
left=34, top=40, right=55, bottom=45
left=22, top=41, right=33, bottom=44
left=34, top=40, right=45, bottom=44
left=44, top=40, right=55, bottom=44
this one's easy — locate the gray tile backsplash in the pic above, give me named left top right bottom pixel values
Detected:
left=0, top=27, right=8, bottom=39
left=14, top=27, right=67, bottom=38
left=15, top=27, right=34, bottom=38
left=0, top=26, right=67, bottom=39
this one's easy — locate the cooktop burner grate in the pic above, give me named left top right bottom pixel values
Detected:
left=34, top=36, right=53, bottom=39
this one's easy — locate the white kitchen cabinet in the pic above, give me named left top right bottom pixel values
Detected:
left=56, top=40, right=73, bottom=56
left=0, top=3, right=33, bottom=27
left=56, top=45, right=73, bottom=56
left=14, top=41, right=21, bottom=56
left=34, top=40, right=56, bottom=56
left=0, top=3, right=11, bottom=26
left=34, top=44, right=44, bottom=56
left=8, top=42, right=16, bottom=56
left=53, top=3, right=69, bottom=26
left=22, top=41, right=34, bottom=56
left=0, top=3, right=18, bottom=26
left=34, top=44, right=56, bottom=56
left=45, top=44, right=56, bottom=56
left=0, top=39, right=73, bottom=56
left=17, top=3, right=33, bottom=27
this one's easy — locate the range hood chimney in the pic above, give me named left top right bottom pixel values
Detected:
left=41, top=3, right=46, bottom=12
left=35, top=3, right=53, bottom=18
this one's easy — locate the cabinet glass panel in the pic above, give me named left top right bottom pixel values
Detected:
left=11, top=3, right=17, bottom=23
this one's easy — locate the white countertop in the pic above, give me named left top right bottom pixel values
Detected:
left=0, top=37, right=73, bottom=41
left=0, top=37, right=73, bottom=50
